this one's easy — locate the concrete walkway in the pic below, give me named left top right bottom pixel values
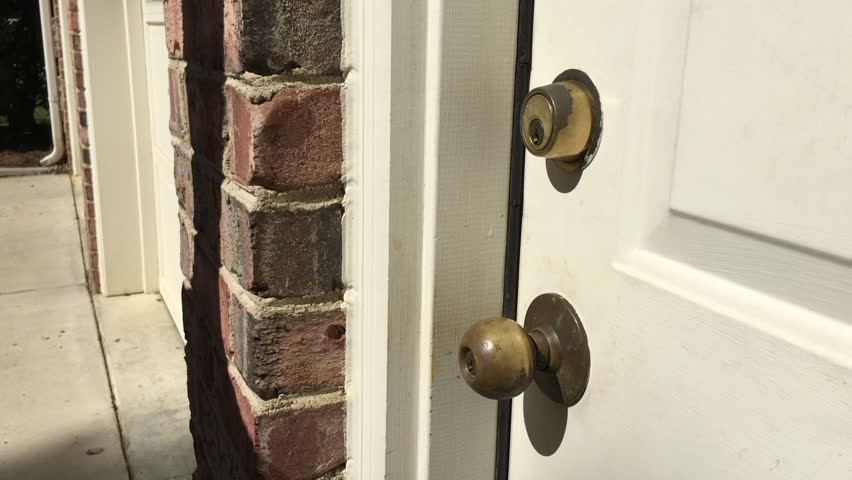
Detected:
left=0, top=175, right=194, bottom=479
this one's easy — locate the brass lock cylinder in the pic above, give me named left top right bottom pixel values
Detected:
left=520, top=70, right=602, bottom=170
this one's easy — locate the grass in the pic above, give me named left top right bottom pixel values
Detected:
left=33, top=106, right=49, bottom=125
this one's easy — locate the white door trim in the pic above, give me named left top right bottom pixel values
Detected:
left=77, top=0, right=158, bottom=295
left=344, top=0, right=518, bottom=477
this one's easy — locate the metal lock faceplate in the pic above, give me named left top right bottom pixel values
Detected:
left=524, top=293, right=591, bottom=407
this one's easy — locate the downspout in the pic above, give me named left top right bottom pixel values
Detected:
left=37, top=0, right=65, bottom=167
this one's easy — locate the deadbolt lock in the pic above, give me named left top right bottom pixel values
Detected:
left=520, top=69, right=602, bottom=171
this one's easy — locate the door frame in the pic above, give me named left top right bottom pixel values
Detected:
left=76, top=0, right=159, bottom=295
left=344, top=0, right=520, bottom=478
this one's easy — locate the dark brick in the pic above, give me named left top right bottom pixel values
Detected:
left=224, top=0, right=342, bottom=75
left=181, top=0, right=224, bottom=69
left=229, top=85, right=342, bottom=191
left=185, top=73, right=225, bottom=167
left=230, top=296, right=345, bottom=399
left=221, top=188, right=342, bottom=298
left=194, top=158, right=222, bottom=251
left=190, top=248, right=224, bottom=340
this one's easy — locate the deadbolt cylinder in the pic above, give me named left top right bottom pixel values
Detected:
left=520, top=79, right=596, bottom=166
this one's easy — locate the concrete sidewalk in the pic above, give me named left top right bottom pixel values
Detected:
left=0, top=175, right=194, bottom=479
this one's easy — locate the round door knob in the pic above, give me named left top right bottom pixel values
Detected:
left=457, top=294, right=593, bottom=406
left=458, top=317, right=535, bottom=400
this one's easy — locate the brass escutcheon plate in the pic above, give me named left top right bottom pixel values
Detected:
left=524, top=293, right=591, bottom=406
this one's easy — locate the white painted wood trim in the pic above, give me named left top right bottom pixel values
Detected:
left=342, top=0, right=392, bottom=477
left=78, top=0, right=150, bottom=295
left=122, top=0, right=160, bottom=293
left=344, top=0, right=516, bottom=477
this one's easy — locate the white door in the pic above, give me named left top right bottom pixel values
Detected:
left=508, top=1, right=852, bottom=478
left=141, top=0, right=182, bottom=334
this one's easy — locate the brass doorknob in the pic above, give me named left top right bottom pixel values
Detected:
left=458, top=293, right=592, bottom=406
left=458, top=317, right=537, bottom=400
left=519, top=69, right=602, bottom=171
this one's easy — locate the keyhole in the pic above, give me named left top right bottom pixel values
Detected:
left=530, top=119, right=544, bottom=146
left=463, top=348, right=476, bottom=377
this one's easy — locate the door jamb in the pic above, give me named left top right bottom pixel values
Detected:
left=76, top=0, right=158, bottom=295
left=496, top=1, right=535, bottom=478
left=344, top=0, right=518, bottom=478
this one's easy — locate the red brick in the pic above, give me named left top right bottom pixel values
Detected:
left=87, top=233, right=98, bottom=253
left=229, top=86, right=342, bottom=191
left=71, top=34, right=81, bottom=51
left=179, top=218, right=194, bottom=281
left=68, top=0, right=78, bottom=12
left=69, top=11, right=80, bottom=34
left=76, top=88, right=86, bottom=109
left=257, top=399, right=345, bottom=479
left=168, top=67, right=186, bottom=136
left=87, top=262, right=100, bottom=293
left=229, top=295, right=345, bottom=399
left=223, top=0, right=242, bottom=72
left=221, top=187, right=342, bottom=298
left=163, top=0, right=184, bottom=59
left=78, top=125, right=89, bottom=147
left=228, top=371, right=345, bottom=479
left=218, top=277, right=234, bottom=358
left=173, top=147, right=193, bottom=216
left=82, top=164, right=92, bottom=185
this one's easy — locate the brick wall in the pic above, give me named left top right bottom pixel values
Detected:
left=67, top=0, right=100, bottom=293
left=50, top=0, right=70, bottom=170
left=164, top=0, right=346, bottom=478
